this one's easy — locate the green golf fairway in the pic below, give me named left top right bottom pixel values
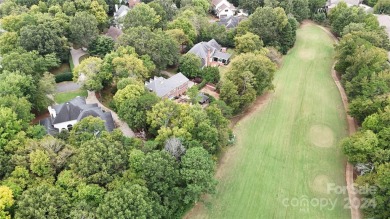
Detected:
left=190, top=23, right=351, bottom=219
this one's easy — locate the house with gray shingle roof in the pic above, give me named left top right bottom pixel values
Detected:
left=212, top=0, right=236, bottom=18
left=325, top=0, right=363, bottom=12
left=114, top=5, right=130, bottom=20
left=187, top=39, right=231, bottom=67
left=217, top=14, right=247, bottom=29
left=145, top=73, right=190, bottom=99
left=113, top=5, right=130, bottom=29
left=39, top=96, right=115, bottom=134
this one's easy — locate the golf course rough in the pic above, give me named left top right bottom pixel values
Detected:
left=190, top=24, right=351, bottom=219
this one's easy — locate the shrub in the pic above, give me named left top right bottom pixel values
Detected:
left=201, top=66, right=220, bottom=84
left=55, top=72, right=73, bottom=83
left=179, top=53, right=202, bottom=78
left=198, top=80, right=207, bottom=89
left=313, top=12, right=326, bottom=24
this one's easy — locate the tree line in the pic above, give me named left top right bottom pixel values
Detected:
left=329, top=3, right=390, bottom=218
left=0, top=0, right=307, bottom=217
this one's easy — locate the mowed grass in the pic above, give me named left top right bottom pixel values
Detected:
left=190, top=24, right=350, bottom=219
left=54, top=89, right=87, bottom=103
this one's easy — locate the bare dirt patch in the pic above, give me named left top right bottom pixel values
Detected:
left=311, top=175, right=331, bottom=194
left=200, top=86, right=219, bottom=99
left=309, top=125, right=335, bottom=148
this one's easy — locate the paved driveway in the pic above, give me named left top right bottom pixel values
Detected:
left=56, top=81, right=81, bottom=93
left=86, top=91, right=135, bottom=137
left=70, top=47, right=87, bottom=67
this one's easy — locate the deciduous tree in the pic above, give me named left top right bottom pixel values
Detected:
left=19, top=22, right=69, bottom=61
left=291, top=0, right=309, bottom=22
left=123, top=3, right=161, bottom=30
left=141, top=150, right=183, bottom=216
left=180, top=147, right=216, bottom=204
left=0, top=72, right=35, bottom=102
left=0, top=95, right=33, bottom=128
left=0, top=186, right=14, bottom=219
left=73, top=57, right=109, bottom=91
left=89, top=0, right=108, bottom=28
left=96, top=184, right=154, bottom=218
left=112, top=54, right=149, bottom=80
left=374, top=0, right=390, bottom=14
left=166, top=29, right=190, bottom=53
left=70, top=136, right=132, bottom=185
left=234, top=32, right=263, bottom=54
left=342, top=130, right=379, bottom=164
left=68, top=116, right=106, bottom=147
left=239, top=0, right=264, bottom=14
left=0, top=32, right=20, bottom=55
left=167, top=17, right=196, bottom=43
left=113, top=83, right=146, bottom=106
left=1, top=51, right=59, bottom=77
left=70, top=11, right=99, bottom=47
left=201, top=66, right=220, bottom=84
left=179, top=53, right=202, bottom=78
left=15, top=184, right=71, bottom=219
left=88, top=35, right=115, bottom=58
left=118, top=27, right=179, bottom=69
left=228, top=52, right=276, bottom=95
left=117, top=92, right=160, bottom=131
left=180, top=0, right=210, bottom=13
left=248, top=7, right=292, bottom=53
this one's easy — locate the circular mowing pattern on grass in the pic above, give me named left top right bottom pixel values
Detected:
left=309, top=125, right=334, bottom=148
left=298, top=49, right=316, bottom=61
left=311, top=175, right=331, bottom=194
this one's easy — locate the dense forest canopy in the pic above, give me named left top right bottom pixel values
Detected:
left=2, top=0, right=387, bottom=218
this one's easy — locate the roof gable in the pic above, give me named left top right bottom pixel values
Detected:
left=145, top=73, right=189, bottom=97
left=376, top=14, right=390, bottom=39
left=49, top=96, right=115, bottom=132
left=115, top=5, right=130, bottom=18
left=327, top=0, right=361, bottom=6
left=212, top=0, right=223, bottom=6
left=187, top=39, right=227, bottom=66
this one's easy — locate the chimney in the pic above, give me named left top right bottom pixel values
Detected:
left=115, top=4, right=119, bottom=12
left=48, top=106, right=56, bottom=119
left=207, top=48, right=211, bottom=67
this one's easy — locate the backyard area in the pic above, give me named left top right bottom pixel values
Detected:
left=50, top=50, right=87, bottom=104
left=54, top=89, right=87, bottom=103
left=187, top=23, right=350, bottom=219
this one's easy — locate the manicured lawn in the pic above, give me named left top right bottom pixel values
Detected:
left=190, top=24, right=350, bottom=218
left=54, top=89, right=87, bottom=103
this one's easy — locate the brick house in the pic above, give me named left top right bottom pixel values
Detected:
left=145, top=73, right=190, bottom=99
